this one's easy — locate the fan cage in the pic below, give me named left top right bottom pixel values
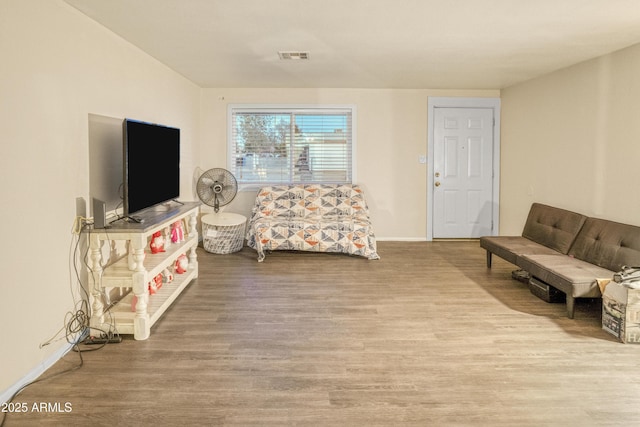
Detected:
left=197, top=168, right=238, bottom=211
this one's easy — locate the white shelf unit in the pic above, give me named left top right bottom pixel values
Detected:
left=87, top=202, right=200, bottom=340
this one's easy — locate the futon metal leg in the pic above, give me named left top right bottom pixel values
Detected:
left=566, top=296, right=575, bottom=319
left=486, top=251, right=492, bottom=268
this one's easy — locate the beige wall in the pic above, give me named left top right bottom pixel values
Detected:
left=1, top=1, right=498, bottom=399
left=199, top=88, right=498, bottom=239
left=11, top=0, right=640, bottom=403
left=0, top=0, right=200, bottom=396
left=500, top=43, right=640, bottom=234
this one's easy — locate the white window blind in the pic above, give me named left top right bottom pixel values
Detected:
left=228, top=106, right=354, bottom=185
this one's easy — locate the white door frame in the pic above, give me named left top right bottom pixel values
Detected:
left=427, top=97, right=501, bottom=241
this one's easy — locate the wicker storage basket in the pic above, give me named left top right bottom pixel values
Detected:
left=202, top=213, right=246, bottom=254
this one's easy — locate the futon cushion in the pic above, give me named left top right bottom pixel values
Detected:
left=517, top=254, right=611, bottom=298
left=480, top=236, right=561, bottom=265
left=568, top=217, right=640, bottom=272
left=521, top=203, right=587, bottom=254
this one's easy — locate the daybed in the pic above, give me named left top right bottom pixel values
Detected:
left=481, top=203, right=640, bottom=318
left=246, top=184, right=380, bottom=262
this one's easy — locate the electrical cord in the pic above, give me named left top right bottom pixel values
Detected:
left=107, top=185, right=126, bottom=224
left=1, top=219, right=119, bottom=427
left=79, top=220, right=121, bottom=341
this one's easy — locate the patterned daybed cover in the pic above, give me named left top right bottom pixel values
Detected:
left=246, top=184, right=380, bottom=262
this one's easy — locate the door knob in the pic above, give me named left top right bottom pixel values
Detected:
left=435, top=181, right=441, bottom=187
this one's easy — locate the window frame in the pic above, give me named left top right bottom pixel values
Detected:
left=227, top=104, right=357, bottom=189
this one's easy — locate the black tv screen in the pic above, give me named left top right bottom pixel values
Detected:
left=123, top=119, right=180, bottom=216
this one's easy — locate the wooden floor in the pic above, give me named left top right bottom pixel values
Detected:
left=6, top=241, right=640, bottom=426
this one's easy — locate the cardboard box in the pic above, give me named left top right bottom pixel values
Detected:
left=602, top=281, right=640, bottom=343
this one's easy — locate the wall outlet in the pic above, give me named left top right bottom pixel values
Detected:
left=418, top=155, right=427, bottom=164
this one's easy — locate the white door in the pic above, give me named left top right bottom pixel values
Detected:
left=432, top=107, right=495, bottom=238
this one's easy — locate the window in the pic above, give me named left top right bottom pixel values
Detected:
left=228, top=105, right=354, bottom=185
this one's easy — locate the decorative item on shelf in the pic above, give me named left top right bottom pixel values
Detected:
left=149, top=273, right=163, bottom=295
left=150, top=231, right=166, bottom=253
left=170, top=220, right=185, bottom=243
left=174, top=253, right=188, bottom=274
left=127, top=240, right=145, bottom=270
left=162, top=268, right=174, bottom=284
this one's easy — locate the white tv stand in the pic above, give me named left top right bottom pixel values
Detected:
left=87, top=202, right=200, bottom=340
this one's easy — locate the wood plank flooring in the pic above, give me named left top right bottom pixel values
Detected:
left=5, top=241, right=640, bottom=426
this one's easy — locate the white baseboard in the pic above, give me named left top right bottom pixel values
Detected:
left=0, top=332, right=86, bottom=405
left=376, top=237, right=427, bottom=242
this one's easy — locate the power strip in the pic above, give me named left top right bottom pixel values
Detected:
left=72, top=216, right=94, bottom=234
left=83, top=335, right=122, bottom=345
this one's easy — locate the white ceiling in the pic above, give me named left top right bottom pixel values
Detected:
left=65, top=0, right=640, bottom=89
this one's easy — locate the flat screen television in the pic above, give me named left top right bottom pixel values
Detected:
left=123, top=118, right=180, bottom=217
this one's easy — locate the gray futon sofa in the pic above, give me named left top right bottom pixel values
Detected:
left=481, top=203, right=640, bottom=318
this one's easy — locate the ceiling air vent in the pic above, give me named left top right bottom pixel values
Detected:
left=278, top=51, right=309, bottom=60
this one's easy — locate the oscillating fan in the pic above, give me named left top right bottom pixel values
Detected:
left=196, top=168, right=238, bottom=212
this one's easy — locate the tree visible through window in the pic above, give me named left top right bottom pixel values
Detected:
left=229, top=106, right=354, bottom=185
